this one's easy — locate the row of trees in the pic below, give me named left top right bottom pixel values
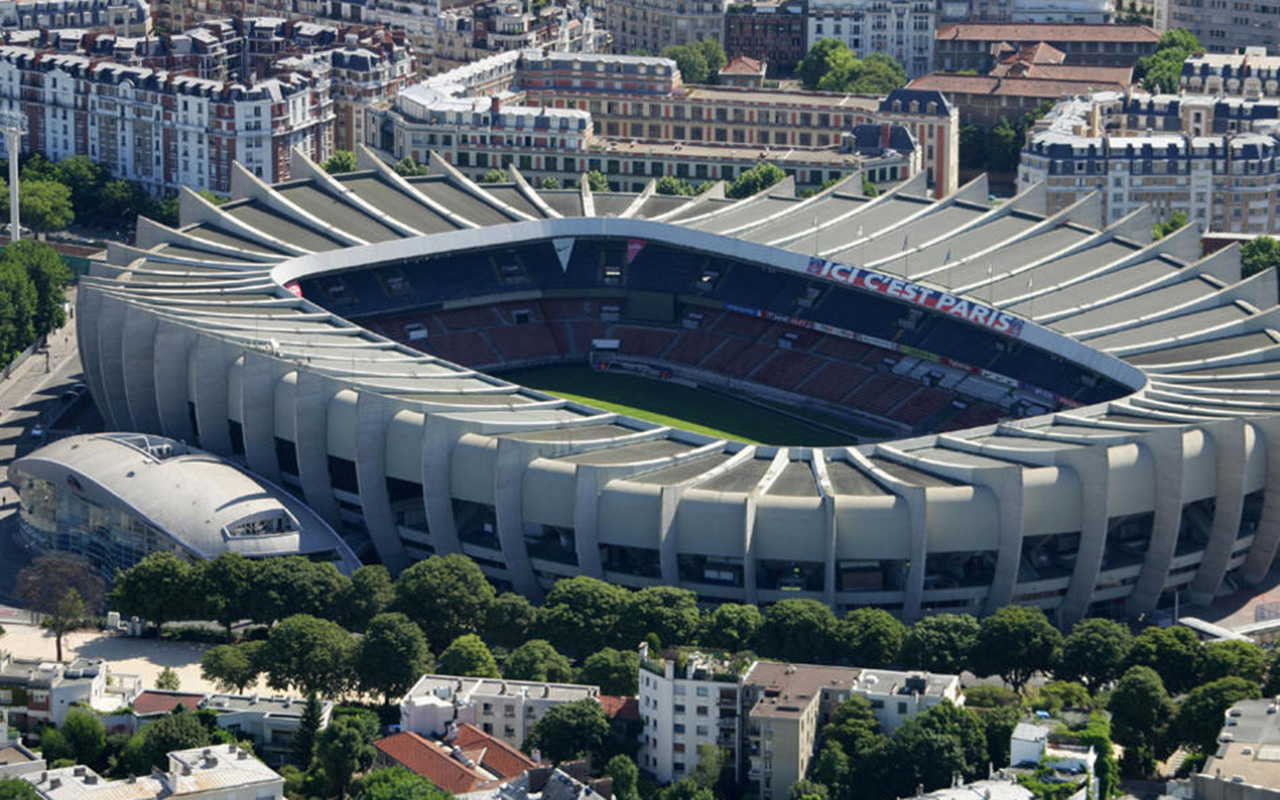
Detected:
left=6, top=153, right=179, bottom=233
left=796, top=40, right=907, bottom=95
left=0, top=241, right=73, bottom=364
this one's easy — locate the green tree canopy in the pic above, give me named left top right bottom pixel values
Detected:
left=437, top=633, right=501, bottom=678
left=200, top=641, right=265, bottom=694
left=1202, top=639, right=1267, bottom=684
left=540, top=576, right=630, bottom=654
left=0, top=779, right=40, bottom=800
left=61, top=709, right=106, bottom=770
left=797, top=40, right=905, bottom=93
left=902, top=614, right=978, bottom=674
left=1242, top=236, right=1280, bottom=278
left=584, top=170, right=609, bottom=191
left=972, top=606, right=1060, bottom=692
left=1058, top=617, right=1132, bottom=688
left=131, top=710, right=212, bottom=773
left=539, top=176, right=560, bottom=190
left=1136, top=30, right=1202, bottom=93
left=1173, top=677, right=1262, bottom=754
left=757, top=598, right=838, bottom=663
left=579, top=647, right=640, bottom=696
left=479, top=167, right=510, bottom=183
left=353, top=767, right=452, bottom=800
left=0, top=249, right=37, bottom=362
left=485, top=591, right=539, bottom=650
left=261, top=614, right=356, bottom=697
left=1125, top=625, right=1204, bottom=694
left=726, top=162, right=786, bottom=199
left=196, top=553, right=257, bottom=641
left=654, top=176, right=700, bottom=196
left=293, top=693, right=325, bottom=767
left=393, top=157, right=430, bottom=177
left=702, top=603, right=762, bottom=652
left=504, top=639, right=574, bottom=683
left=523, top=698, right=610, bottom=764
left=340, top=565, right=395, bottom=632
left=1108, top=666, right=1172, bottom=752
left=620, top=586, right=700, bottom=649
left=660, top=39, right=726, bottom=84
left=323, top=150, right=358, bottom=175
left=16, top=555, right=104, bottom=661
left=109, top=552, right=194, bottom=631
left=316, top=717, right=376, bottom=799
left=838, top=607, right=906, bottom=667
left=394, top=555, right=495, bottom=650
left=247, top=557, right=350, bottom=626
left=914, top=701, right=988, bottom=781
left=355, top=612, right=433, bottom=704
left=607, top=754, right=640, bottom=800
left=2, top=241, right=70, bottom=337
left=1154, top=209, right=1189, bottom=240
left=15, top=179, right=75, bottom=234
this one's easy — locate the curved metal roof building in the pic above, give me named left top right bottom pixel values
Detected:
left=78, top=146, right=1280, bottom=624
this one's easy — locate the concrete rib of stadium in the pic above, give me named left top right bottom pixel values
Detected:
left=79, top=145, right=1280, bottom=625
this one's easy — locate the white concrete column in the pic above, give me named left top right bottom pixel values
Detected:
left=120, top=305, right=160, bottom=433
left=239, top=352, right=283, bottom=482
left=151, top=318, right=196, bottom=443
left=493, top=438, right=538, bottom=595
left=982, top=466, right=1026, bottom=615
left=422, top=414, right=461, bottom=555
left=572, top=466, right=606, bottom=578
left=1059, top=447, right=1111, bottom=625
left=94, top=293, right=130, bottom=430
left=743, top=493, right=759, bottom=605
left=192, top=336, right=234, bottom=456
left=1242, top=417, right=1280, bottom=585
left=901, top=484, right=929, bottom=622
left=1189, top=420, right=1247, bottom=605
left=658, top=484, right=683, bottom=585
left=292, top=369, right=341, bottom=527
left=1126, top=428, right=1186, bottom=617
left=355, top=391, right=411, bottom=573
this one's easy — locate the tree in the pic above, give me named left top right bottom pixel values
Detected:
left=818, top=52, right=906, bottom=94
left=660, top=40, right=725, bottom=85
left=838, top=608, right=906, bottom=667
left=798, top=39, right=849, bottom=90
left=1136, top=30, right=1202, bottom=93
left=972, top=606, right=1060, bottom=692
left=393, top=157, right=429, bottom=177
left=959, top=124, right=988, bottom=170
left=394, top=555, right=495, bottom=650
left=133, top=710, right=212, bottom=772
left=15, top=555, right=104, bottom=662
left=539, top=177, right=560, bottom=190
left=579, top=647, right=640, bottom=696
left=504, top=639, right=573, bottom=683
left=61, top=709, right=106, bottom=770
left=17, top=180, right=75, bottom=235
left=293, top=694, right=325, bottom=767
left=1242, top=236, right=1280, bottom=278
left=689, top=742, right=724, bottom=788
left=1154, top=209, right=1189, bottom=240
left=109, top=552, right=194, bottom=632
left=1173, top=677, right=1262, bottom=754
left=620, top=586, right=700, bottom=649
left=726, top=162, right=786, bottom=199
left=914, top=701, right=987, bottom=780
left=607, top=754, right=640, bottom=800
left=197, top=553, right=257, bottom=641
left=247, top=557, right=350, bottom=626
left=655, top=176, right=699, bottom=196
left=0, top=249, right=37, bottom=361
left=540, top=576, right=630, bottom=654
left=479, top=167, right=509, bottom=183
left=657, top=780, right=715, bottom=800
left=861, top=178, right=879, bottom=198
left=757, top=598, right=838, bottom=663
left=1202, top=639, right=1267, bottom=684
left=790, top=780, right=829, bottom=800
left=902, top=614, right=978, bottom=674
left=702, top=603, right=762, bottom=652
left=0, top=779, right=40, bottom=800
left=523, top=699, right=609, bottom=764
left=437, top=634, right=500, bottom=678
left=2, top=241, right=70, bottom=337
left=1109, top=666, right=1172, bottom=756
left=485, top=592, right=539, bottom=650
left=340, top=565, right=395, bottom=632
left=1058, top=617, right=1132, bottom=688
left=261, top=614, right=356, bottom=697
left=322, top=150, right=357, bottom=175
left=884, top=721, right=967, bottom=799
left=988, top=119, right=1023, bottom=174
left=156, top=666, right=181, bottom=691
left=1126, top=625, right=1204, bottom=694
left=355, top=613, right=432, bottom=704
left=201, top=642, right=264, bottom=694
left=1264, top=647, right=1280, bottom=696
left=354, top=767, right=451, bottom=800
left=976, top=704, right=1021, bottom=768
left=316, top=717, right=375, bottom=799
left=584, top=170, right=609, bottom=191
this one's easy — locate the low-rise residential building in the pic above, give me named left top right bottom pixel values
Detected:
left=0, top=0, right=151, bottom=35
left=722, top=0, right=805, bottom=78
left=852, top=668, right=964, bottom=733
left=934, top=23, right=1159, bottom=73
left=1019, top=91, right=1280, bottom=232
left=399, top=674, right=601, bottom=752
left=22, top=745, right=283, bottom=800
left=0, top=723, right=46, bottom=781
left=638, top=645, right=741, bottom=785
left=718, top=55, right=766, bottom=88
left=374, top=725, right=538, bottom=794
left=131, top=690, right=333, bottom=767
left=0, top=654, right=141, bottom=732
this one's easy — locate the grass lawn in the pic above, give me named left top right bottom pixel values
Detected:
left=501, top=364, right=873, bottom=446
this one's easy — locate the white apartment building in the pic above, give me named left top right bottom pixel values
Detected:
left=604, top=0, right=726, bottom=56
left=807, top=0, right=936, bottom=79
left=637, top=644, right=740, bottom=785
left=1154, top=0, right=1280, bottom=53
left=0, top=0, right=151, bottom=35
left=853, top=668, right=964, bottom=733
left=398, top=675, right=600, bottom=751
left=22, top=745, right=283, bottom=800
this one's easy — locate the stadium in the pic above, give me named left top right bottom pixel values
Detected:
left=77, top=146, right=1280, bottom=625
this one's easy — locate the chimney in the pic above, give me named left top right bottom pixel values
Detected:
left=880, top=122, right=891, bottom=149
left=490, top=95, right=500, bottom=115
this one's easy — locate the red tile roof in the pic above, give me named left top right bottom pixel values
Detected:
left=133, top=691, right=207, bottom=716
left=936, top=23, right=1160, bottom=43
left=453, top=724, right=539, bottom=779
left=720, top=55, right=766, bottom=75
left=374, top=732, right=501, bottom=795
left=599, top=695, right=640, bottom=721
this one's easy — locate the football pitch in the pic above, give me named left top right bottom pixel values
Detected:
left=501, top=365, right=879, bottom=446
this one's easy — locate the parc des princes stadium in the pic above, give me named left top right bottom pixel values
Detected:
left=75, top=146, right=1280, bottom=626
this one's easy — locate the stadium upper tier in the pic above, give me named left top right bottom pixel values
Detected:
left=79, top=146, right=1280, bottom=624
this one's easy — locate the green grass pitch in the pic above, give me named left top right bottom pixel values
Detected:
left=501, top=365, right=878, bottom=446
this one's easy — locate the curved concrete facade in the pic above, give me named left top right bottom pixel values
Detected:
left=77, top=147, right=1280, bottom=623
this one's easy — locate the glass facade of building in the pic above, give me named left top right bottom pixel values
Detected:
left=12, top=471, right=198, bottom=577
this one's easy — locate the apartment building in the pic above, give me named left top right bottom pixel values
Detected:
left=0, top=653, right=141, bottom=732
left=806, top=0, right=936, bottom=79
left=604, top=0, right=727, bottom=55
left=1154, top=0, right=1280, bottom=53
left=398, top=674, right=601, bottom=752
left=1019, top=91, right=1280, bottom=233
left=0, top=0, right=151, bottom=35
left=1181, top=47, right=1280, bottom=98
left=637, top=645, right=741, bottom=785
left=944, top=0, right=1113, bottom=23
left=722, top=0, right=806, bottom=77
left=429, top=4, right=607, bottom=71
left=934, top=23, right=1159, bottom=73
left=22, top=746, right=283, bottom=800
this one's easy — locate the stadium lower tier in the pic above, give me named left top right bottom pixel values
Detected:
left=75, top=150, right=1280, bottom=624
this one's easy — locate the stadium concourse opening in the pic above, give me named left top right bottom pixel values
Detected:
left=300, top=237, right=1131, bottom=440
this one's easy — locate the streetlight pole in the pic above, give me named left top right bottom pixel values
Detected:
left=0, top=109, right=27, bottom=242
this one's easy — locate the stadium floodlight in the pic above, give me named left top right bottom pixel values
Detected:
left=0, top=109, right=26, bottom=243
